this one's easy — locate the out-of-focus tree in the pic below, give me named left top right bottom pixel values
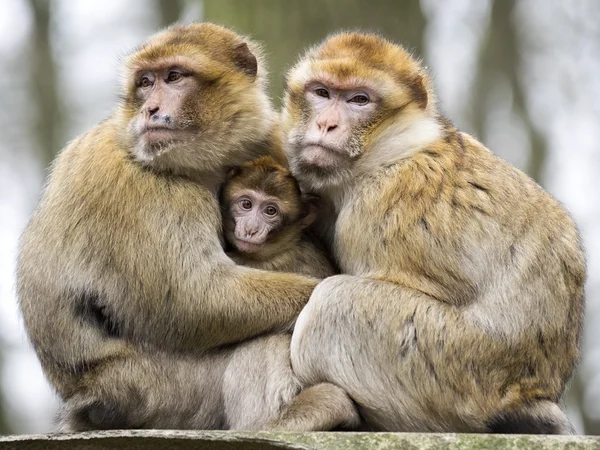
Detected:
left=202, top=0, right=425, bottom=104
left=471, top=0, right=546, bottom=182
left=29, top=0, right=64, bottom=166
left=0, top=341, right=9, bottom=434
left=158, top=0, right=184, bottom=27
left=573, top=372, right=599, bottom=435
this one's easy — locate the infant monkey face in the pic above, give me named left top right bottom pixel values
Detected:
left=230, top=190, right=283, bottom=253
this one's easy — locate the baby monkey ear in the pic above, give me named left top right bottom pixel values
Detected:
left=232, top=42, right=258, bottom=79
left=300, top=193, right=321, bottom=228
left=225, top=166, right=241, bottom=180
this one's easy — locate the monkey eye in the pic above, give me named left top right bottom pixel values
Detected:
left=349, top=94, right=370, bottom=105
left=314, top=88, right=330, bottom=99
left=167, top=71, right=182, bottom=83
left=264, top=205, right=278, bottom=216
left=139, top=76, right=152, bottom=88
left=240, top=199, right=252, bottom=210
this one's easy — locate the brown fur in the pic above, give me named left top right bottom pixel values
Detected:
left=221, top=156, right=336, bottom=278
left=214, top=157, right=357, bottom=431
left=18, top=23, right=325, bottom=431
left=283, top=33, right=585, bottom=434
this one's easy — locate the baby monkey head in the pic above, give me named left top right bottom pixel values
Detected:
left=283, top=32, right=438, bottom=190
left=118, top=23, right=274, bottom=175
left=221, top=156, right=318, bottom=259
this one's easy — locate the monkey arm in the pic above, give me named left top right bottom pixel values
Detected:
left=93, top=236, right=318, bottom=353
left=178, top=258, right=319, bottom=350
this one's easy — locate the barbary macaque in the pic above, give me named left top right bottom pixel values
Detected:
left=221, top=155, right=335, bottom=278
left=282, top=32, right=585, bottom=434
left=17, top=23, right=356, bottom=432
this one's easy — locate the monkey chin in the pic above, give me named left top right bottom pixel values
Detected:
left=133, top=133, right=179, bottom=163
left=292, top=145, right=354, bottom=190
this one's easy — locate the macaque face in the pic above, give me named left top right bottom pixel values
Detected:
left=226, top=190, right=284, bottom=253
left=285, top=79, right=382, bottom=187
left=301, top=82, right=378, bottom=168
left=127, top=66, right=200, bottom=159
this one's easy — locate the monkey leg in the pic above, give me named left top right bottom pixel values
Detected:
left=290, top=275, right=574, bottom=433
left=222, top=334, right=358, bottom=431
left=264, top=382, right=361, bottom=432
left=222, top=334, right=301, bottom=430
left=290, top=275, right=445, bottom=431
left=57, top=351, right=231, bottom=431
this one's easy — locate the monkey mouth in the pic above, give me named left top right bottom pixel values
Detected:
left=304, top=142, right=345, bottom=154
left=233, top=238, right=266, bottom=253
left=140, top=126, right=178, bottom=141
left=302, top=143, right=347, bottom=168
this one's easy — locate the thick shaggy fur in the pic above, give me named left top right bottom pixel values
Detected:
left=283, top=33, right=585, bottom=434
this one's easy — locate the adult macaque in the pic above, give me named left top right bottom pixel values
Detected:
left=17, top=23, right=351, bottom=431
left=282, top=33, right=585, bottom=434
left=221, top=155, right=335, bottom=277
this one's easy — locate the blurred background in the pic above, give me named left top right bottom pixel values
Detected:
left=0, top=0, right=599, bottom=435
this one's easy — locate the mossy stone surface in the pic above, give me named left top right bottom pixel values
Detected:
left=1, top=430, right=600, bottom=450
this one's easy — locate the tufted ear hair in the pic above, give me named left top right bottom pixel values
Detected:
left=407, top=74, right=428, bottom=109
left=232, top=42, right=258, bottom=79
left=225, top=165, right=242, bottom=180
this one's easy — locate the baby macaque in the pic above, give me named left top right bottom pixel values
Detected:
left=221, top=156, right=335, bottom=278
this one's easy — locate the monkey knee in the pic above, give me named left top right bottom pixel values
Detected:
left=290, top=275, right=353, bottom=384
left=304, top=275, right=354, bottom=316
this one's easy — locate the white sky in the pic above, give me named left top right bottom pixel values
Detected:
left=0, top=0, right=598, bottom=434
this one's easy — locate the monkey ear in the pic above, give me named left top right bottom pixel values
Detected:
left=225, top=166, right=241, bottom=180
left=232, top=42, right=258, bottom=79
left=300, top=194, right=320, bottom=228
left=409, top=74, right=428, bottom=110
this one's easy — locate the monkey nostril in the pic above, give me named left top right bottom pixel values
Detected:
left=148, top=106, right=159, bottom=117
left=327, top=124, right=338, bottom=133
left=164, top=115, right=172, bottom=124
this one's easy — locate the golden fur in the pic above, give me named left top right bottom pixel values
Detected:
left=283, top=32, right=585, bottom=434
left=18, top=23, right=322, bottom=431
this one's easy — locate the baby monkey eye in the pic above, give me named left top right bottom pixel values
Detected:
left=314, top=88, right=330, bottom=99
left=167, top=71, right=182, bottom=82
left=264, top=205, right=278, bottom=216
left=349, top=94, right=370, bottom=105
left=240, top=199, right=252, bottom=210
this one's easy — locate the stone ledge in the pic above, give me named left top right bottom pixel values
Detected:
left=1, top=430, right=600, bottom=450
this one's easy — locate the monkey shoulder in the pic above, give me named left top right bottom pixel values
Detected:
left=350, top=130, right=576, bottom=239
left=22, top=118, right=225, bottom=296
left=333, top=130, right=584, bottom=293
